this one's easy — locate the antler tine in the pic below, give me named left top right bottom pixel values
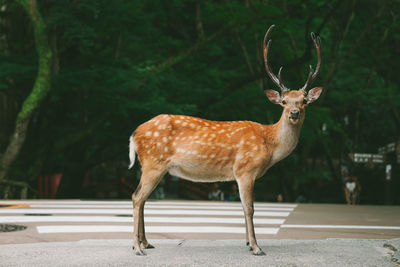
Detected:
left=263, top=25, right=289, bottom=93
left=301, top=32, right=322, bottom=92
left=300, top=65, right=314, bottom=93
left=278, top=66, right=284, bottom=87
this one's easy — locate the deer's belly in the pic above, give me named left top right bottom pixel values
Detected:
left=167, top=159, right=234, bottom=182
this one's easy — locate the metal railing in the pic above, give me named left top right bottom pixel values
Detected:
left=0, top=179, right=38, bottom=199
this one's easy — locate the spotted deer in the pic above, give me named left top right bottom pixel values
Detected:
left=129, top=25, right=323, bottom=256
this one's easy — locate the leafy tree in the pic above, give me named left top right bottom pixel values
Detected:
left=0, top=0, right=52, bottom=180
left=0, top=0, right=398, bottom=203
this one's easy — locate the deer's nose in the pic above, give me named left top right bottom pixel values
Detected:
left=290, top=110, right=299, bottom=119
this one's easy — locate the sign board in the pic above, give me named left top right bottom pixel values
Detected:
left=378, top=142, right=396, bottom=154
left=349, top=153, right=384, bottom=164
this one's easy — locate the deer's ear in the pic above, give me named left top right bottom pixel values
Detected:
left=307, top=87, right=323, bottom=103
left=265, top=90, right=281, bottom=104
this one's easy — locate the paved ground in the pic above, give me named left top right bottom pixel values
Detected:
left=0, top=239, right=399, bottom=266
left=0, top=200, right=400, bottom=266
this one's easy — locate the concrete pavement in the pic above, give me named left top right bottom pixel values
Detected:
left=0, top=238, right=399, bottom=266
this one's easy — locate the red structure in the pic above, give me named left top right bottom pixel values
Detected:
left=38, top=173, right=62, bottom=198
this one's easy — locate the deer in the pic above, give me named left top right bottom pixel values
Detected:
left=128, top=25, right=323, bottom=256
left=344, top=176, right=361, bottom=205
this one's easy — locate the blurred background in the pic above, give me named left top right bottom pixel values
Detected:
left=0, top=0, right=399, bottom=204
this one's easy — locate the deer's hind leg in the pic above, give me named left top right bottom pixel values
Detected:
left=344, top=189, right=351, bottom=205
left=132, top=167, right=166, bottom=256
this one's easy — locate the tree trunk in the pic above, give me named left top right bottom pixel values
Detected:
left=0, top=119, right=30, bottom=179
left=0, top=0, right=52, bottom=180
left=195, top=1, right=205, bottom=40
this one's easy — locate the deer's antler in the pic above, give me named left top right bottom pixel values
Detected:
left=263, top=25, right=290, bottom=93
left=300, top=32, right=322, bottom=93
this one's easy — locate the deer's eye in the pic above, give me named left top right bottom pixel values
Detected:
left=282, top=100, right=287, bottom=105
left=303, top=99, right=307, bottom=105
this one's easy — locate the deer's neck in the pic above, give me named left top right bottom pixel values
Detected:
left=268, top=111, right=304, bottom=164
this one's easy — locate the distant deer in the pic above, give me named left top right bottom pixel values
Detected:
left=129, top=25, right=323, bottom=256
left=344, top=176, right=361, bottom=205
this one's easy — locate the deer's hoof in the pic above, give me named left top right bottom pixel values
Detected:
left=252, top=248, right=266, bottom=256
left=134, top=249, right=146, bottom=256
left=133, top=246, right=147, bottom=256
left=145, top=243, right=155, bottom=249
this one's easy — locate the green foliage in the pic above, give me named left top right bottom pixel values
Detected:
left=1, top=0, right=399, bottom=203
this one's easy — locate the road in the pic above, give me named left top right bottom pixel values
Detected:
left=0, top=200, right=400, bottom=266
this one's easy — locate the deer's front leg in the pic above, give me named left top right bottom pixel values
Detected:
left=139, top=203, right=154, bottom=249
left=237, top=177, right=265, bottom=256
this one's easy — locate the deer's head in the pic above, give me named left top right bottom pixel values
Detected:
left=263, top=25, right=323, bottom=125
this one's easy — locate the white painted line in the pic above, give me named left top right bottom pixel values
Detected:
left=148, top=201, right=298, bottom=208
left=0, top=209, right=290, bottom=217
left=0, top=216, right=133, bottom=223
left=143, top=217, right=285, bottom=225
left=0, top=208, right=131, bottom=214
left=29, top=204, right=294, bottom=211
left=281, top=224, right=400, bottom=230
left=36, top=225, right=279, bottom=234
left=143, top=210, right=290, bottom=217
left=36, top=225, right=131, bottom=233
left=1, top=201, right=132, bottom=204
left=0, top=200, right=297, bottom=208
left=0, top=216, right=285, bottom=225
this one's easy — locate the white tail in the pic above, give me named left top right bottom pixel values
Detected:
left=129, top=25, right=323, bottom=256
left=128, top=137, right=136, bottom=169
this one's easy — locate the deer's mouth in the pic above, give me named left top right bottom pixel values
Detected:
left=289, top=116, right=300, bottom=123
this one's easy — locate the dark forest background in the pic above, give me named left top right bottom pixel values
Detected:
left=0, top=0, right=399, bottom=204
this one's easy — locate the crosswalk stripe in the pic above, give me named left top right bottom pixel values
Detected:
left=281, top=224, right=400, bottom=230
left=0, top=208, right=290, bottom=217
left=36, top=225, right=280, bottom=234
left=28, top=204, right=294, bottom=211
left=148, top=202, right=296, bottom=208
left=0, top=200, right=297, bottom=208
left=0, top=216, right=285, bottom=225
